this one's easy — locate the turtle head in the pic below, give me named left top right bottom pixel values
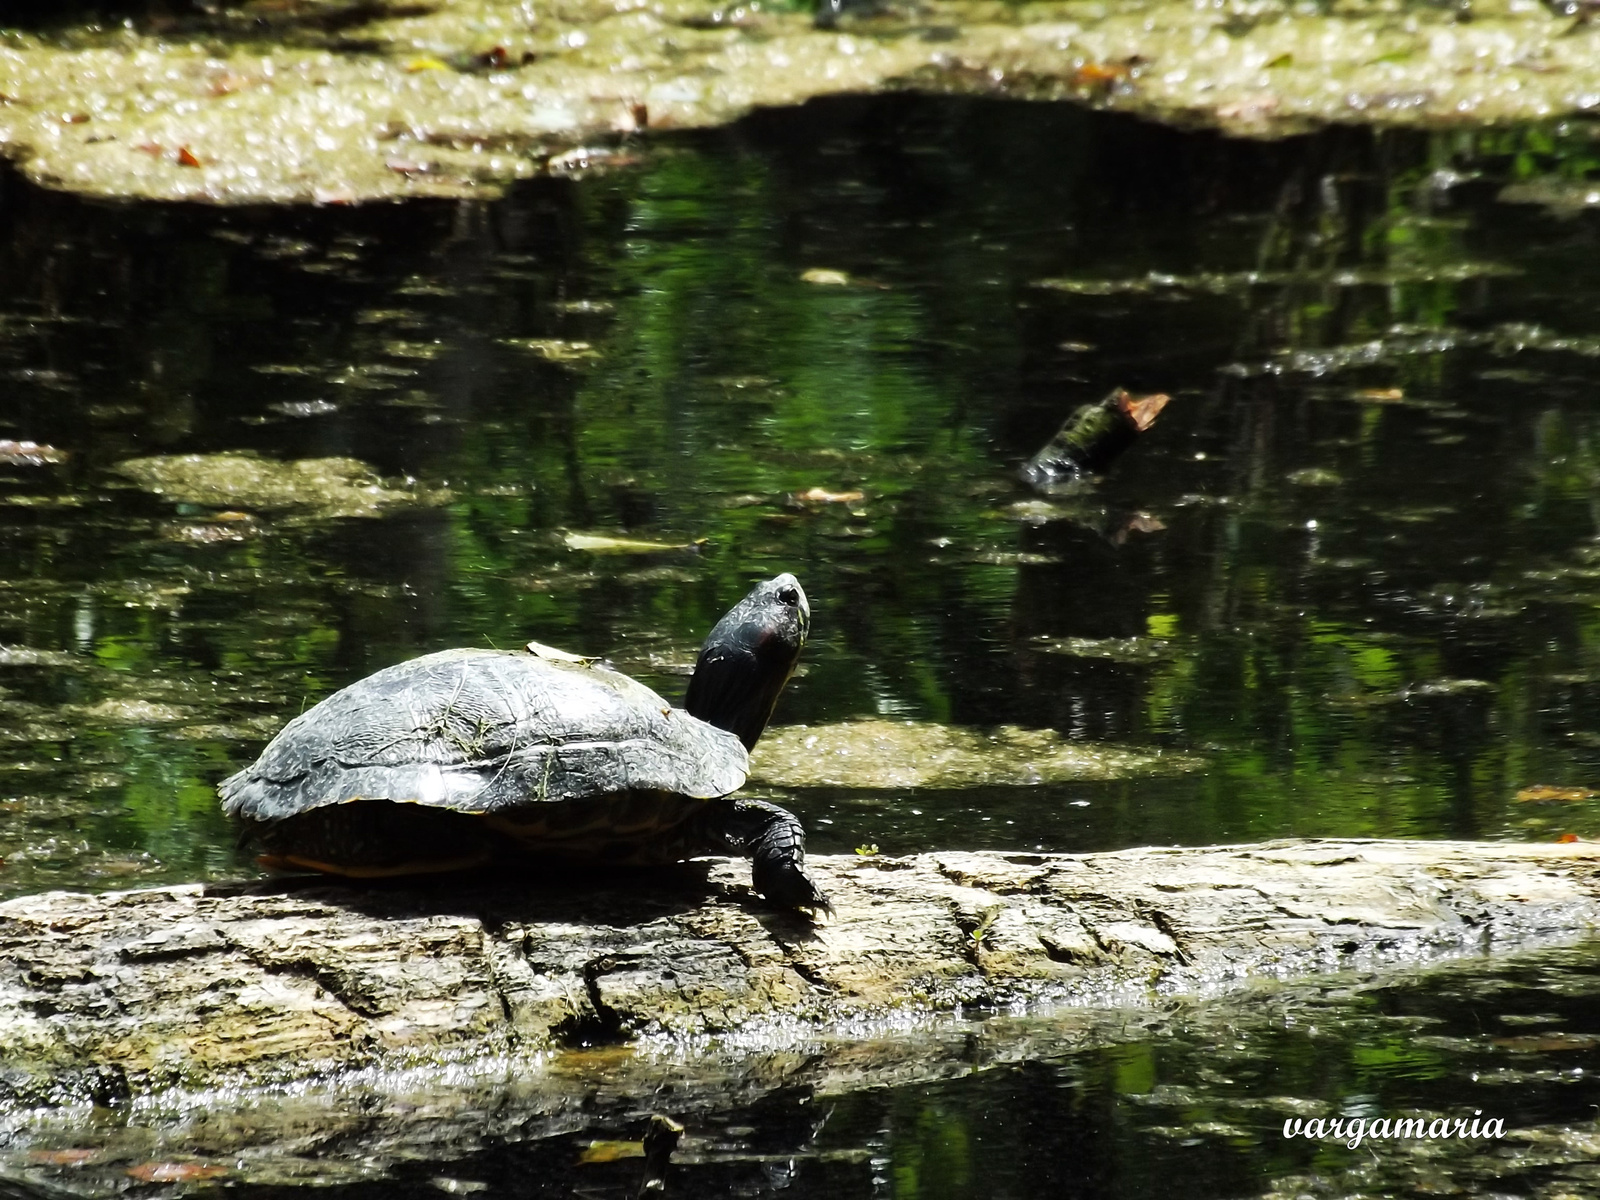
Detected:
left=684, top=573, right=808, bottom=751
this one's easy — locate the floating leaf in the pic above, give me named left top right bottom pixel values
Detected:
left=578, top=1140, right=645, bottom=1164
left=1517, top=785, right=1598, bottom=803
left=563, top=531, right=704, bottom=554
left=499, top=338, right=600, bottom=363
left=1072, top=62, right=1130, bottom=89
left=791, top=487, right=865, bottom=504
left=126, top=1162, right=228, bottom=1183
left=28, top=1149, right=97, bottom=1166
left=1116, top=389, right=1170, bottom=433
left=0, top=439, right=65, bottom=466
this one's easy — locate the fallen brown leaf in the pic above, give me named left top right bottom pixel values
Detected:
left=29, top=1149, right=96, bottom=1166
left=1517, top=785, right=1598, bottom=803
left=1073, top=62, right=1130, bottom=89
left=126, top=1162, right=228, bottom=1183
left=1114, top=389, right=1171, bottom=433
left=0, top=439, right=66, bottom=466
left=577, top=1140, right=645, bottom=1165
left=791, top=487, right=866, bottom=504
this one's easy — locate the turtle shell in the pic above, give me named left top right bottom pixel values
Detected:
left=218, top=647, right=749, bottom=824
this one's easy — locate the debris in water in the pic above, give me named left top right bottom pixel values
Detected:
left=1518, top=786, right=1599, bottom=804
left=28, top=1149, right=97, bottom=1165
left=0, top=440, right=65, bottom=466
left=267, top=399, right=340, bottom=417
left=563, top=531, right=705, bottom=554
left=1030, top=635, right=1176, bottom=664
left=430, top=1179, right=489, bottom=1195
left=125, top=1162, right=228, bottom=1183
left=499, top=338, right=600, bottom=363
left=790, top=487, right=865, bottom=505
left=578, top=1140, right=646, bottom=1164
left=640, top=1113, right=684, bottom=1195
left=1286, top=467, right=1342, bottom=488
left=1022, top=388, right=1170, bottom=486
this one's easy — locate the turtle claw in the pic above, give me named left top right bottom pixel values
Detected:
left=753, top=855, right=832, bottom=920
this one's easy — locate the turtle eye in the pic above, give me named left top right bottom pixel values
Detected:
left=776, top=584, right=800, bottom=608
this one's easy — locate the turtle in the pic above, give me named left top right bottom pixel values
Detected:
left=218, top=573, right=828, bottom=914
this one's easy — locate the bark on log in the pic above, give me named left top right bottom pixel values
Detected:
left=1, top=838, right=1598, bottom=1111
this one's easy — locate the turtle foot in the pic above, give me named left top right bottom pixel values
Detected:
left=698, top=796, right=831, bottom=919
left=753, top=854, right=833, bottom=919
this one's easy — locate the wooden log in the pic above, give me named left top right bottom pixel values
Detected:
left=1, top=838, right=1597, bottom=1112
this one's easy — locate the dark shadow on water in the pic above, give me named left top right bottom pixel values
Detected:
left=2, top=0, right=439, bottom=48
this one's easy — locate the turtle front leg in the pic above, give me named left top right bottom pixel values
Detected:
left=691, top=797, right=832, bottom=917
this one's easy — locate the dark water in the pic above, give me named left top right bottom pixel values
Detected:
left=7, top=96, right=1600, bottom=1195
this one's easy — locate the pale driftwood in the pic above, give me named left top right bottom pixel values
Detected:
left=1, top=838, right=1598, bottom=1111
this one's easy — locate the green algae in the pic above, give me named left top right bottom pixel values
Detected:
left=113, top=452, right=448, bottom=517
left=7, top=0, right=1600, bottom=203
left=750, top=718, right=1202, bottom=788
left=1029, top=635, right=1177, bottom=664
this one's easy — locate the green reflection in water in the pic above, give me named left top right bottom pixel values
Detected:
left=6, top=101, right=1600, bottom=901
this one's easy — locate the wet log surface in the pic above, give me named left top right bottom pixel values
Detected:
left=2, top=838, right=1598, bottom=1116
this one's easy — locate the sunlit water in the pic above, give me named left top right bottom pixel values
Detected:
left=7, top=95, right=1600, bottom=1196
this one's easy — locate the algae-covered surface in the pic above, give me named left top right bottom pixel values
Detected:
left=752, top=718, right=1201, bottom=787
left=115, top=452, right=448, bottom=517
left=9, top=0, right=1600, bottom=203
